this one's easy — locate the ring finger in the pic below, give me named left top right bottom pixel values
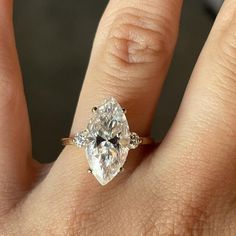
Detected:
left=50, top=0, right=183, bottom=189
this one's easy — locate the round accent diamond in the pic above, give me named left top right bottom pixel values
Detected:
left=129, top=132, right=142, bottom=149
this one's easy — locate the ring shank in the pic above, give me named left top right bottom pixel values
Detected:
left=140, top=137, right=155, bottom=145
left=61, top=138, right=75, bottom=146
left=61, top=136, right=155, bottom=146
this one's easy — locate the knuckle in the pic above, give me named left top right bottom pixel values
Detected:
left=108, top=12, right=170, bottom=63
left=100, top=7, right=173, bottom=81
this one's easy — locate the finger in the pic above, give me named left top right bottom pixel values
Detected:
left=73, top=0, right=183, bottom=136
left=146, top=0, right=236, bottom=213
left=44, top=0, right=183, bottom=193
left=0, top=0, right=35, bottom=211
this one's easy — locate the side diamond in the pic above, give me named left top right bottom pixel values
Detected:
left=74, top=130, right=89, bottom=147
left=129, top=132, right=142, bottom=149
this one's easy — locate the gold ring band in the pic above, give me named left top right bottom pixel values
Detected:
left=61, top=136, right=155, bottom=146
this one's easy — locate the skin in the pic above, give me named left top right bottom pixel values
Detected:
left=1, top=0, right=236, bottom=235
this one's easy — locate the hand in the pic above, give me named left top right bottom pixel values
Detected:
left=1, top=0, right=236, bottom=235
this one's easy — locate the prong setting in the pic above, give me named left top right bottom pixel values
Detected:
left=92, top=107, right=98, bottom=113
left=122, top=108, right=127, bottom=114
left=88, top=168, right=92, bottom=174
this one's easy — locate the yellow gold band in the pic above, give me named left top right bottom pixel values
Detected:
left=61, top=137, right=155, bottom=146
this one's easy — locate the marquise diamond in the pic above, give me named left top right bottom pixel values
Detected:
left=85, top=97, right=131, bottom=185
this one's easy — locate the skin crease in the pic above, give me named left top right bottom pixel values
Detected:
left=1, top=0, right=236, bottom=235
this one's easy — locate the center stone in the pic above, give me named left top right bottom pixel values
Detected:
left=85, top=97, right=130, bottom=185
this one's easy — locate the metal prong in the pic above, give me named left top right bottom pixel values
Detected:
left=92, top=107, right=98, bottom=113
left=122, top=108, right=127, bottom=114
left=88, top=168, right=92, bottom=174
left=120, top=167, right=124, bottom=172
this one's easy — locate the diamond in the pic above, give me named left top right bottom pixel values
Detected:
left=74, top=130, right=89, bottom=147
left=85, top=97, right=131, bottom=185
left=129, top=132, right=142, bottom=149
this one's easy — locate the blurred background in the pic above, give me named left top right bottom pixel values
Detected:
left=13, top=0, right=222, bottom=163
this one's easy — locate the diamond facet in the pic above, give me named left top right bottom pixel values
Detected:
left=85, top=97, right=130, bottom=185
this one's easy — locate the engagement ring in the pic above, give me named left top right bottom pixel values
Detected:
left=62, top=97, right=155, bottom=185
